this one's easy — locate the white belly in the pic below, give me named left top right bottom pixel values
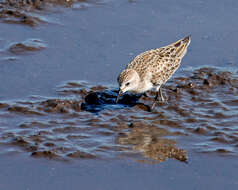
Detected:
left=132, top=80, right=153, bottom=94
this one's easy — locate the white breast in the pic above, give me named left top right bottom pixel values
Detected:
left=136, top=72, right=154, bottom=93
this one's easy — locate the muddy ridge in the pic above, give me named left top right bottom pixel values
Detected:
left=0, top=0, right=100, bottom=26
left=0, top=67, right=237, bottom=162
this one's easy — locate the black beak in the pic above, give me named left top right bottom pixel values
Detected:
left=116, top=90, right=122, bottom=103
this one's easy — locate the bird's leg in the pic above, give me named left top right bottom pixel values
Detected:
left=159, top=87, right=168, bottom=103
left=159, top=87, right=165, bottom=102
left=151, top=86, right=167, bottom=110
left=151, top=91, right=159, bottom=110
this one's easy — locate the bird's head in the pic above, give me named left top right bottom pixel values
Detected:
left=116, top=69, right=140, bottom=103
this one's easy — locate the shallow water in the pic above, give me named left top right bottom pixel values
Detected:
left=0, top=68, right=237, bottom=163
left=0, top=0, right=238, bottom=189
left=0, top=153, right=237, bottom=190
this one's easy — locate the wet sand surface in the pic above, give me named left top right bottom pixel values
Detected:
left=0, top=0, right=238, bottom=189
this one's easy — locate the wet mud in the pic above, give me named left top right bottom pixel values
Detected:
left=0, top=67, right=238, bottom=162
left=7, top=39, right=46, bottom=54
left=0, top=0, right=97, bottom=26
left=0, top=38, right=46, bottom=65
left=0, top=2, right=237, bottom=162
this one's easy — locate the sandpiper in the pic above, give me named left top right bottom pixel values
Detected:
left=116, top=36, right=191, bottom=109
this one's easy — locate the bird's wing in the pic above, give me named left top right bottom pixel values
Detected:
left=127, top=36, right=190, bottom=85
left=150, top=36, right=191, bottom=85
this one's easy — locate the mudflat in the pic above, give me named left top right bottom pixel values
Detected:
left=0, top=0, right=238, bottom=189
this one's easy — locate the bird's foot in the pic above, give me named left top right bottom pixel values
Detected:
left=151, top=97, right=168, bottom=110
left=159, top=96, right=168, bottom=104
left=150, top=101, right=157, bottom=110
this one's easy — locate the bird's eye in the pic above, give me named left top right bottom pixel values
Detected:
left=125, top=82, right=130, bottom=86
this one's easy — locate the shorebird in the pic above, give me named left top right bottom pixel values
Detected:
left=116, top=36, right=191, bottom=109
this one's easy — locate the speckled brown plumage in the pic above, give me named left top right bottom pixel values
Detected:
left=127, top=36, right=190, bottom=86
left=116, top=36, right=191, bottom=108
